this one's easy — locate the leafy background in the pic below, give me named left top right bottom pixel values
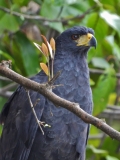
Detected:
left=0, top=0, right=120, bottom=159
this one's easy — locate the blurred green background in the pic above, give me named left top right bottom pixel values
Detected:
left=0, top=0, right=120, bottom=159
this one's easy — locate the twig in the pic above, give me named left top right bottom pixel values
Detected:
left=0, top=91, right=13, bottom=98
left=26, top=89, right=44, bottom=135
left=89, top=68, right=120, bottom=78
left=107, top=105, right=120, bottom=110
left=0, top=83, right=17, bottom=92
left=0, top=65, right=120, bottom=141
left=48, top=71, right=61, bottom=85
left=0, top=60, right=12, bottom=68
left=88, top=134, right=103, bottom=140
left=0, top=6, right=96, bottom=23
left=0, top=76, right=12, bottom=81
left=99, top=109, right=120, bottom=120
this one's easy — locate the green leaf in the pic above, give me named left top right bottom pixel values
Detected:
left=61, top=5, right=84, bottom=17
left=0, top=14, right=19, bottom=34
left=12, top=0, right=30, bottom=6
left=0, top=50, right=20, bottom=71
left=49, top=22, right=64, bottom=32
left=0, top=50, right=14, bottom=61
left=87, top=145, right=108, bottom=154
left=92, top=57, right=110, bottom=69
left=54, top=0, right=77, bottom=5
left=106, top=155, right=119, bottom=160
left=41, top=0, right=61, bottom=19
left=93, top=67, right=116, bottom=115
left=102, top=4, right=116, bottom=12
left=88, top=125, right=100, bottom=147
left=108, top=93, right=117, bottom=105
left=90, top=78, right=95, bottom=86
left=100, top=0, right=115, bottom=6
left=0, top=2, right=9, bottom=18
left=11, top=32, right=39, bottom=76
left=87, top=13, right=108, bottom=60
left=100, top=10, right=120, bottom=34
left=102, top=37, right=113, bottom=56
left=87, top=45, right=102, bottom=62
left=102, top=137, right=120, bottom=159
left=106, top=36, right=120, bottom=61
left=87, top=13, right=108, bottom=41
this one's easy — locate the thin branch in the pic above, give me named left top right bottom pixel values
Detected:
left=0, top=82, right=17, bottom=98
left=0, top=83, right=17, bottom=92
left=89, top=68, right=120, bottom=78
left=107, top=105, right=120, bottom=110
left=26, top=89, right=44, bottom=135
left=88, top=134, right=103, bottom=140
left=0, top=75, right=13, bottom=81
left=99, top=109, right=120, bottom=120
left=0, top=91, right=13, bottom=98
left=0, top=64, right=120, bottom=141
left=0, top=6, right=96, bottom=23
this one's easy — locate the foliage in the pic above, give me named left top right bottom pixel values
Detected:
left=0, top=0, right=120, bottom=159
left=34, top=35, right=56, bottom=79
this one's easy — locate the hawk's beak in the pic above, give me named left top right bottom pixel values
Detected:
left=76, top=33, right=97, bottom=48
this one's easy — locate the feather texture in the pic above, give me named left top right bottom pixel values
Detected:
left=0, top=26, right=96, bottom=160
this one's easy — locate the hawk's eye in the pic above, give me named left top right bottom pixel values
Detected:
left=71, top=34, right=79, bottom=40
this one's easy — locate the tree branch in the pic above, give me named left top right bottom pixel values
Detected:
left=26, top=89, right=45, bottom=135
left=89, top=68, right=120, bottom=78
left=0, top=83, right=17, bottom=92
left=0, top=91, right=13, bottom=98
left=0, top=6, right=96, bottom=23
left=0, top=64, right=120, bottom=141
left=0, top=75, right=12, bottom=81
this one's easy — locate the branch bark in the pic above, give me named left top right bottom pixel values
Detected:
left=0, top=64, right=120, bottom=141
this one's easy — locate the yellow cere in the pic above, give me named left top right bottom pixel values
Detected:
left=76, top=33, right=93, bottom=46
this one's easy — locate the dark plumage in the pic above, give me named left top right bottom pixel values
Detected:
left=0, top=26, right=97, bottom=160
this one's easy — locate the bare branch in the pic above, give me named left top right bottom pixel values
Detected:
left=0, top=81, right=17, bottom=98
left=26, top=89, right=44, bottom=135
left=0, top=6, right=96, bottom=23
left=0, top=75, right=12, bottom=81
left=0, top=83, right=17, bottom=92
left=99, top=109, right=120, bottom=120
left=0, top=91, right=13, bottom=98
left=107, top=105, right=120, bottom=110
left=88, top=134, right=103, bottom=140
left=0, top=64, right=120, bottom=141
left=89, top=68, right=120, bottom=78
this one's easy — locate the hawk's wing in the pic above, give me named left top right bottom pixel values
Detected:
left=0, top=73, right=46, bottom=160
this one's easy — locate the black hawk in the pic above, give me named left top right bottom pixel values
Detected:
left=0, top=26, right=97, bottom=160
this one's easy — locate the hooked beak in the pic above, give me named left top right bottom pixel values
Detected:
left=76, top=33, right=97, bottom=49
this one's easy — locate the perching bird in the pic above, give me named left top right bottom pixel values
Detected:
left=0, top=26, right=97, bottom=160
